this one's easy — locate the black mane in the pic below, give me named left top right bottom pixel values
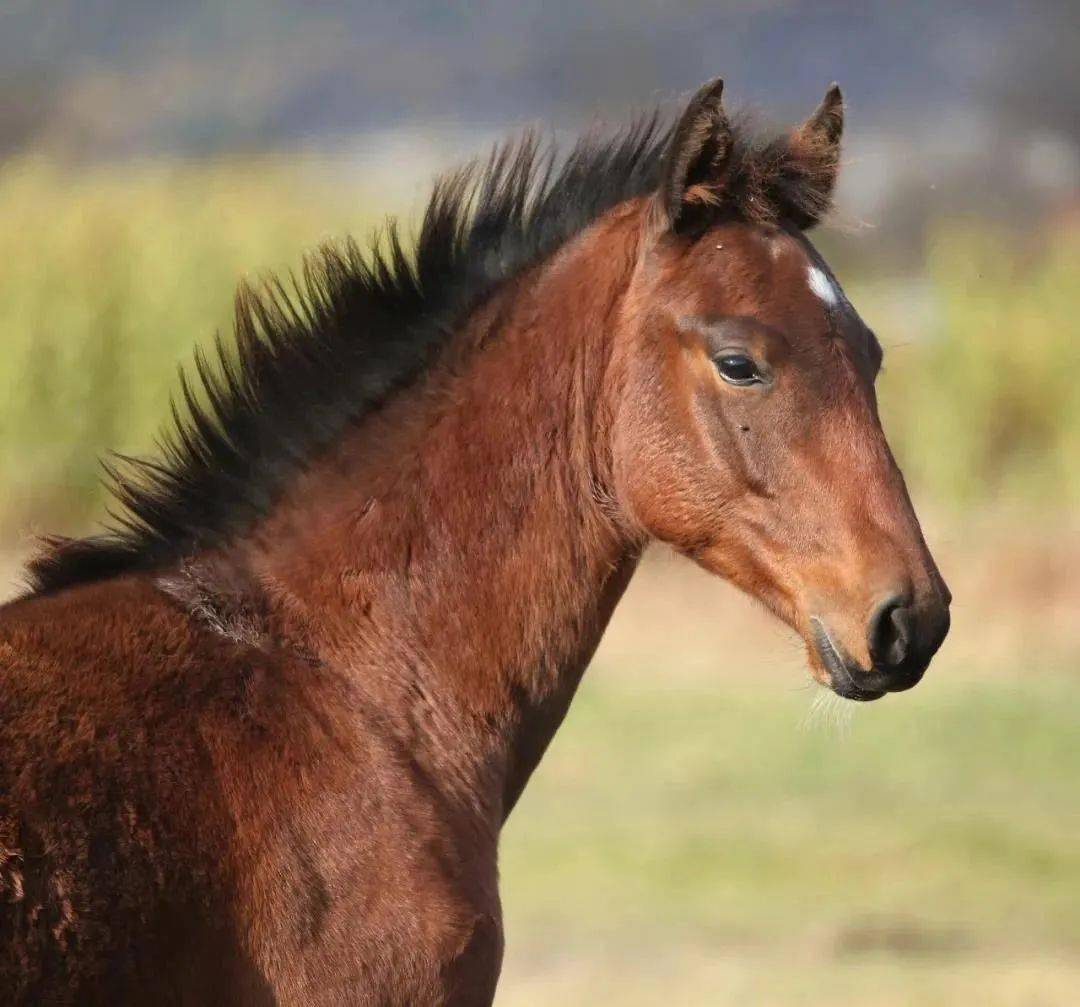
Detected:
left=26, top=108, right=829, bottom=596
left=26, top=121, right=669, bottom=594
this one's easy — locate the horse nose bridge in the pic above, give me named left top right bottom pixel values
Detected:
left=846, top=495, right=929, bottom=587
left=817, top=445, right=935, bottom=600
left=844, top=415, right=921, bottom=532
left=792, top=401, right=937, bottom=602
left=812, top=394, right=898, bottom=494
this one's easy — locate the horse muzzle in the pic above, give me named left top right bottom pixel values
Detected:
left=809, top=594, right=951, bottom=702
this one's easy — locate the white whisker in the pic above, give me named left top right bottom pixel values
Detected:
left=800, top=683, right=856, bottom=738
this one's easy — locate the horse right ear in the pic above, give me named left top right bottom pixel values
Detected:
left=658, top=77, right=732, bottom=232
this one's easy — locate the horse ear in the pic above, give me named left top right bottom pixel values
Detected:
left=783, top=83, right=844, bottom=228
left=801, top=82, right=844, bottom=147
left=658, top=77, right=732, bottom=231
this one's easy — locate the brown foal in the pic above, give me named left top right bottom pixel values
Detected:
left=0, top=78, right=949, bottom=1004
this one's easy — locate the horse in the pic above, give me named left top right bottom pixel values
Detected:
left=0, top=77, right=950, bottom=1004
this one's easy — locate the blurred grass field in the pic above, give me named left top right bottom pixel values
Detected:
left=1, top=157, right=1078, bottom=1004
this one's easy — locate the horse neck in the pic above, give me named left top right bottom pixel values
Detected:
left=236, top=202, right=648, bottom=826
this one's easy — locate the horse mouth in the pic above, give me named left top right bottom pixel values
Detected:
left=810, top=617, right=885, bottom=703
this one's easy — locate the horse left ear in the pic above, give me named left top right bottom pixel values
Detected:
left=657, top=77, right=732, bottom=232
left=783, top=83, right=844, bottom=229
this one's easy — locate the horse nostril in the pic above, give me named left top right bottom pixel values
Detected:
left=868, top=595, right=913, bottom=670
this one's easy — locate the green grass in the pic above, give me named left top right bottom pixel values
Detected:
left=498, top=668, right=1080, bottom=1004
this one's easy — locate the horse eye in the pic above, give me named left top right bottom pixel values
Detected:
left=714, top=353, right=761, bottom=386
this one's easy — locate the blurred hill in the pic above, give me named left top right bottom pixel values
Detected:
left=2, top=1, right=1078, bottom=265
left=3, top=2, right=1078, bottom=150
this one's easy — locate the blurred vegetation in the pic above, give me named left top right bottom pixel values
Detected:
left=0, top=156, right=377, bottom=535
left=0, top=156, right=1077, bottom=540
left=875, top=222, right=1080, bottom=510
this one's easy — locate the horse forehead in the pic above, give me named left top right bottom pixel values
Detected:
left=764, top=228, right=855, bottom=317
left=684, top=226, right=856, bottom=325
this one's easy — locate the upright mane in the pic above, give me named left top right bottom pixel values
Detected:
left=25, top=106, right=832, bottom=596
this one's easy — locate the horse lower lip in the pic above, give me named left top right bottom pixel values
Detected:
left=832, top=681, right=886, bottom=702
left=830, top=663, right=924, bottom=700
left=811, top=617, right=887, bottom=702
